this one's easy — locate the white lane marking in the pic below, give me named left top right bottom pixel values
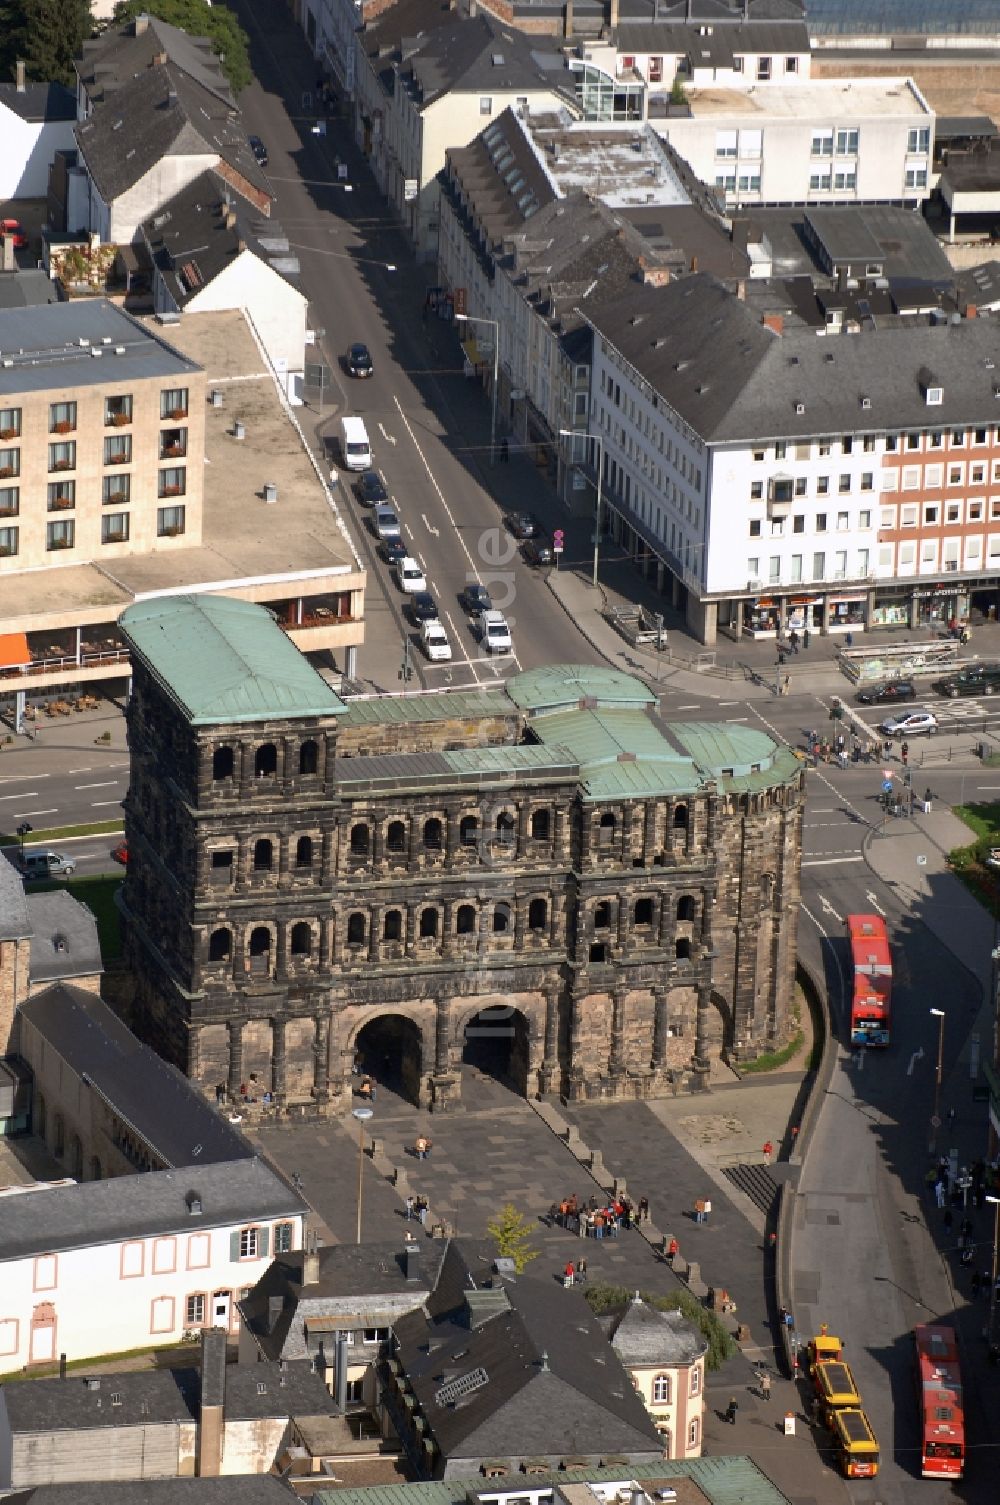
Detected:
left=718, top=700, right=740, bottom=706
left=68, top=767, right=92, bottom=774
left=74, top=781, right=118, bottom=790
left=91, top=799, right=124, bottom=807
left=404, top=524, right=415, bottom=541
left=422, top=513, right=440, bottom=537
left=818, top=893, right=843, bottom=923
left=677, top=704, right=701, bottom=710
left=0, top=791, right=38, bottom=801
left=378, top=422, right=396, bottom=445
left=417, top=552, right=427, bottom=570
left=865, top=890, right=887, bottom=917
left=809, top=808, right=838, bottom=814
left=15, top=808, right=58, bottom=817
left=443, top=609, right=480, bottom=681
left=725, top=716, right=749, bottom=723
left=0, top=773, right=50, bottom=784
left=800, top=901, right=829, bottom=938
left=802, top=855, right=865, bottom=867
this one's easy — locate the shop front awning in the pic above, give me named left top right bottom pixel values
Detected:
left=0, top=632, right=30, bottom=670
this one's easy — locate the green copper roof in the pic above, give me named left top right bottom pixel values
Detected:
left=506, top=664, right=656, bottom=714
left=673, top=722, right=778, bottom=778
left=119, top=596, right=347, bottom=725
left=528, top=705, right=701, bottom=801
left=338, top=688, right=510, bottom=727
left=444, top=744, right=578, bottom=778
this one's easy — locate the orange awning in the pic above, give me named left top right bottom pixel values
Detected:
left=0, top=632, right=29, bottom=669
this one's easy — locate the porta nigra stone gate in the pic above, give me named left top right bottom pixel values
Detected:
left=118, top=596, right=804, bottom=1115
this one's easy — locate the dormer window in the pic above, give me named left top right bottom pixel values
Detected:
left=925, top=386, right=942, bottom=406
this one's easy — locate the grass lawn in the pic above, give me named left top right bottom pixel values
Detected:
left=949, top=802, right=1000, bottom=913
left=33, top=874, right=123, bottom=960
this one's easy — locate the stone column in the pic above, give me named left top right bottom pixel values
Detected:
left=610, top=988, right=627, bottom=1077
left=187, top=1024, right=203, bottom=1083
left=621, top=805, right=634, bottom=864
left=514, top=896, right=527, bottom=950
left=539, top=986, right=561, bottom=1094
left=651, top=988, right=668, bottom=1069
left=372, top=819, right=385, bottom=870
left=644, top=803, right=657, bottom=865
left=617, top=896, right=629, bottom=952
left=226, top=1019, right=244, bottom=1099
left=693, top=983, right=712, bottom=1071
left=516, top=802, right=529, bottom=855
left=554, top=805, right=569, bottom=864
left=312, top=1013, right=331, bottom=1102
left=658, top=894, right=672, bottom=949
left=434, top=999, right=451, bottom=1073
left=271, top=1016, right=287, bottom=1103
left=275, top=921, right=288, bottom=979
left=442, top=898, right=455, bottom=958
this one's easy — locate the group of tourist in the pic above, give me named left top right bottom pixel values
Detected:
left=550, top=1192, right=649, bottom=1238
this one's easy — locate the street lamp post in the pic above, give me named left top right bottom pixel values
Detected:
left=987, top=1194, right=1000, bottom=1348
left=930, top=1007, right=945, bottom=1153
left=16, top=822, right=32, bottom=860
left=455, top=313, right=499, bottom=465
left=352, top=1105, right=374, bottom=1245
left=559, top=428, right=605, bottom=588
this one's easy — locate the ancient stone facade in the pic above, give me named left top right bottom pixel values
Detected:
left=119, top=608, right=804, bottom=1116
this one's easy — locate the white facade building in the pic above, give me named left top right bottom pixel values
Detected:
left=0, top=76, right=76, bottom=200
left=656, top=77, right=934, bottom=209
left=0, top=1160, right=306, bottom=1371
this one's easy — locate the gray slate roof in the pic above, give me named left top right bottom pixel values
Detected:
left=616, top=18, right=810, bottom=61
left=18, top=983, right=252, bottom=1167
left=0, top=299, right=198, bottom=399
left=609, top=1297, right=708, bottom=1366
left=394, top=1241, right=661, bottom=1464
left=76, top=15, right=234, bottom=109
left=0, top=82, right=75, bottom=122
left=0, top=850, right=29, bottom=941
left=1, top=1358, right=331, bottom=1433
left=0, top=1157, right=305, bottom=1263
left=25, top=894, right=102, bottom=984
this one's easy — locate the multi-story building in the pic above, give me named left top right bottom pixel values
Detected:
left=609, top=1296, right=708, bottom=1460
left=0, top=299, right=206, bottom=576
left=580, top=271, right=1000, bottom=643
left=656, top=77, right=934, bottom=211
left=118, top=594, right=804, bottom=1113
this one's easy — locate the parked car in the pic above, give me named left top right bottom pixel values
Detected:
left=111, top=841, right=128, bottom=866
left=354, top=469, right=388, bottom=506
left=880, top=711, right=938, bottom=738
left=421, top=619, right=452, bottom=661
left=933, top=665, right=1000, bottom=698
left=382, top=536, right=407, bottom=565
left=15, top=849, right=77, bottom=881
left=0, top=219, right=27, bottom=248
left=396, top=556, right=427, bottom=593
left=407, top=591, right=439, bottom=624
left=347, top=342, right=373, bottom=378
left=522, top=538, right=554, bottom=568
left=248, top=135, right=268, bottom=167
left=855, top=680, right=916, bottom=706
left=372, top=503, right=401, bottom=542
left=478, top=609, right=512, bottom=653
left=461, top=582, right=492, bottom=615
left=506, top=511, right=542, bottom=540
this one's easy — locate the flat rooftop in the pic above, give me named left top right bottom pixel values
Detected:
left=2, top=309, right=364, bottom=632
left=684, top=76, right=930, bottom=119
left=0, top=298, right=197, bottom=395
left=529, top=115, right=690, bottom=209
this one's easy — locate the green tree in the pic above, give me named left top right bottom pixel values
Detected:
left=0, top=0, right=92, bottom=88
left=584, top=1283, right=738, bottom=1371
left=112, top=0, right=252, bottom=94
left=486, top=1203, right=539, bottom=1273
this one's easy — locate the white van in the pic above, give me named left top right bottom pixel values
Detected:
left=340, top=415, right=372, bottom=471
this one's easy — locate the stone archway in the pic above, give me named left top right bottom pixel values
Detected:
left=702, top=989, right=735, bottom=1068
left=353, top=1014, right=424, bottom=1106
left=461, top=1005, right=532, bottom=1096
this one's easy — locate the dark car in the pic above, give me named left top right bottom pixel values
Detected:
left=460, top=582, right=492, bottom=614
left=382, top=536, right=407, bottom=565
left=522, top=538, right=554, bottom=568
left=933, top=665, right=1000, bottom=698
left=354, top=468, right=389, bottom=506
left=855, top=680, right=916, bottom=706
left=506, top=511, right=542, bottom=540
left=248, top=135, right=268, bottom=167
left=348, top=342, right=374, bottom=378
left=408, top=591, right=439, bottom=624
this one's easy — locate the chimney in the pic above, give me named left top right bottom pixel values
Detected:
left=762, top=313, right=783, bottom=335
left=690, top=254, right=698, bottom=273
left=610, top=0, right=619, bottom=26
left=642, top=264, right=670, bottom=288
left=153, top=50, right=168, bottom=66
left=59, top=1353, right=67, bottom=1381
left=196, top=1329, right=227, bottom=1478
left=15, top=60, right=25, bottom=93
left=965, top=304, right=978, bottom=320
left=268, top=1295, right=284, bottom=1332
left=302, top=1244, right=320, bottom=1287
left=565, top=0, right=574, bottom=38
left=405, top=1241, right=421, bottom=1282
left=335, top=1333, right=349, bottom=1410
left=135, top=13, right=150, bottom=36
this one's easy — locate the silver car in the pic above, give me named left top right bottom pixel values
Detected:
left=372, top=503, right=401, bottom=542
left=880, top=710, right=938, bottom=738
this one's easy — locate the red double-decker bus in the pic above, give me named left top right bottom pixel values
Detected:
left=846, top=914, right=892, bottom=1047
left=914, top=1323, right=964, bottom=1480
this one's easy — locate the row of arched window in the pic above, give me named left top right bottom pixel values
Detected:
left=212, top=740, right=320, bottom=782
left=593, top=894, right=697, bottom=928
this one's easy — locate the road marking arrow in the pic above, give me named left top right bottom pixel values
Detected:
left=422, top=512, right=440, bottom=537
left=864, top=891, right=887, bottom=917
left=818, top=893, right=843, bottom=923
left=907, top=1046, right=925, bottom=1076
left=378, top=423, right=396, bottom=445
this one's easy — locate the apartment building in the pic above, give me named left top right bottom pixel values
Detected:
left=656, top=77, right=934, bottom=210
left=581, top=273, right=1000, bottom=643
left=0, top=299, right=205, bottom=576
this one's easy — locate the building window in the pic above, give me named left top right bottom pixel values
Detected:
left=290, top=922, right=311, bottom=957
left=239, top=1227, right=258, bottom=1259
left=383, top=908, right=403, bottom=942
left=749, top=519, right=761, bottom=537
left=47, top=481, right=74, bottom=511
left=186, top=1294, right=206, bottom=1325
left=346, top=912, right=366, bottom=946
left=495, top=811, right=515, bottom=847
left=652, top=1374, right=671, bottom=1403
left=817, top=477, right=829, bottom=495
left=46, top=520, right=75, bottom=551
left=793, top=515, right=805, bottom=533
left=208, top=929, right=231, bottom=962
left=212, top=747, right=234, bottom=780
left=0, top=486, right=17, bottom=518
left=493, top=902, right=512, bottom=934
left=860, top=473, right=873, bottom=491
left=838, top=474, right=851, bottom=494
left=106, top=395, right=133, bottom=426
left=835, top=127, right=859, bottom=155
left=299, top=739, right=318, bottom=775
left=456, top=903, right=476, bottom=935
left=834, top=169, right=857, bottom=192
left=387, top=820, right=407, bottom=854
left=688, top=1418, right=700, bottom=1447
left=254, top=743, right=277, bottom=777
left=295, top=835, right=313, bottom=868
left=810, top=129, right=833, bottom=157
left=103, top=474, right=130, bottom=505
left=274, top=1222, right=294, bottom=1254
left=837, top=511, right=849, bottom=530
left=905, top=166, right=927, bottom=190
left=47, top=442, right=75, bottom=474
left=159, top=427, right=187, bottom=459
left=49, top=400, right=77, bottom=433
left=253, top=838, right=273, bottom=872
left=756, top=55, right=771, bottom=80
left=528, top=897, right=548, bottom=930
left=161, top=387, right=189, bottom=420
left=479, top=96, right=492, bottom=114
left=424, top=817, right=443, bottom=851
left=350, top=823, right=370, bottom=856
left=750, top=482, right=763, bottom=502
left=907, top=127, right=930, bottom=154
left=157, top=505, right=186, bottom=537
left=0, top=406, right=20, bottom=439
left=715, top=129, right=738, bottom=159
left=104, top=433, right=132, bottom=466
left=812, top=552, right=825, bottom=579
left=158, top=466, right=186, bottom=498
left=102, top=512, right=129, bottom=544
left=530, top=809, right=550, bottom=840
left=815, top=513, right=827, bottom=531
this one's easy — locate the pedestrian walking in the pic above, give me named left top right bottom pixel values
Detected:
left=666, top=1235, right=679, bottom=1265
left=694, top=1199, right=706, bottom=1224
left=763, top=1139, right=774, bottom=1163
left=934, top=1179, right=946, bottom=1208
left=901, top=740, right=910, bottom=767
left=416, top=1196, right=428, bottom=1226
left=405, top=1194, right=415, bottom=1221
left=803, top=628, right=811, bottom=649
left=703, top=1197, right=712, bottom=1223
left=414, top=1135, right=431, bottom=1160
left=760, top=1371, right=771, bottom=1401
left=637, top=1196, right=649, bottom=1223
left=789, top=630, right=799, bottom=654
left=725, top=1397, right=738, bottom=1425
left=563, top=1261, right=575, bottom=1287
left=575, top=1257, right=588, bottom=1283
